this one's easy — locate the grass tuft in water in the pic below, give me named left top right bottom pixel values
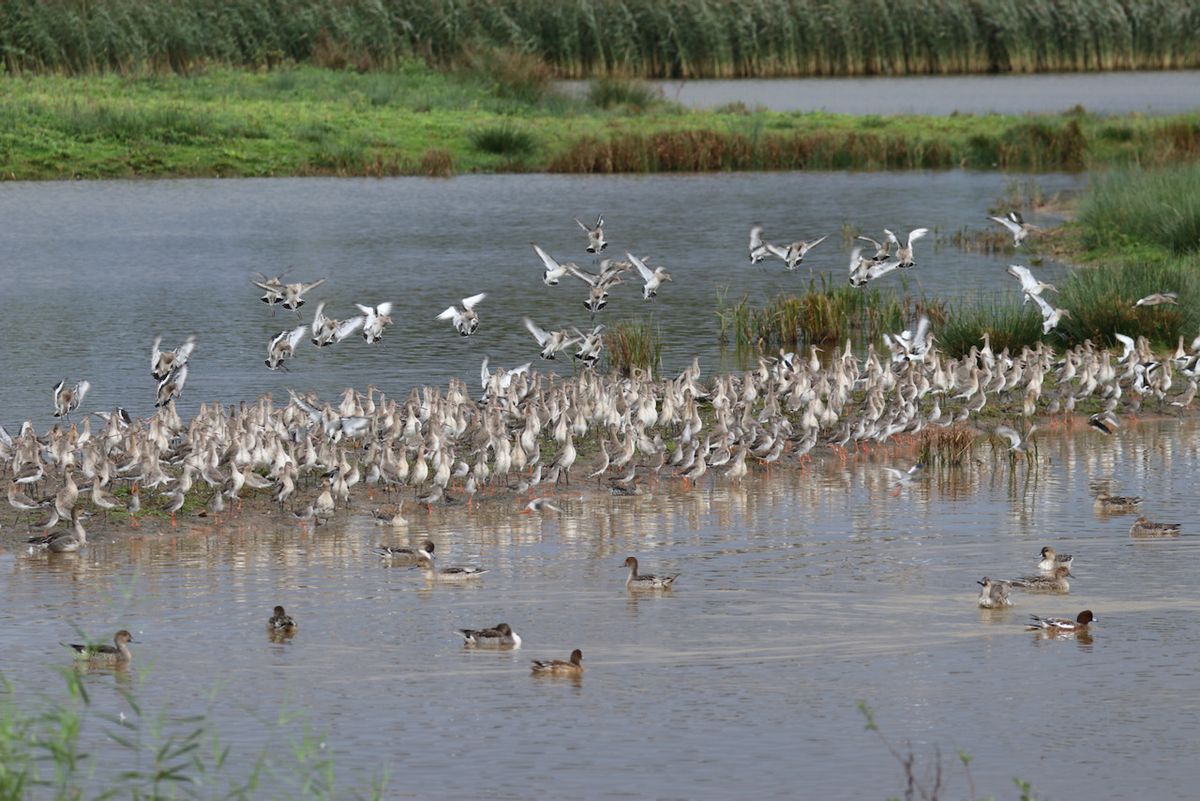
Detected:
left=605, top=319, right=662, bottom=377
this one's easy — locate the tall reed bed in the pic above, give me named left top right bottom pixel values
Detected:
left=2, top=0, right=1198, bottom=77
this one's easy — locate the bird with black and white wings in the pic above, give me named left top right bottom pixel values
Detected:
left=356, top=302, right=394, bottom=343
left=523, top=318, right=578, bottom=360
left=856, top=233, right=891, bottom=261
left=885, top=227, right=929, bottom=268
left=532, top=244, right=571, bottom=286
left=989, top=211, right=1038, bottom=247
left=1030, top=292, right=1071, bottom=334
left=748, top=225, right=771, bottom=264
left=1007, top=264, right=1057, bottom=301
left=769, top=235, right=830, bottom=271
left=575, top=215, right=607, bottom=253
left=628, top=252, right=672, bottom=300
left=436, top=293, right=486, bottom=336
left=310, top=302, right=364, bottom=347
left=266, top=325, right=307, bottom=370
left=994, top=424, right=1036, bottom=454
left=281, top=278, right=326, bottom=311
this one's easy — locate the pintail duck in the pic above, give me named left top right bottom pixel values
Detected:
left=457, top=623, right=521, bottom=649
left=977, top=577, right=1013, bottom=608
left=53, top=379, right=91, bottom=419
left=28, top=508, right=89, bottom=553
left=370, top=503, right=409, bottom=528
left=437, top=294, right=487, bottom=337
left=1129, top=516, right=1182, bottom=537
left=268, top=605, right=297, bottom=633
left=1011, top=566, right=1072, bottom=594
left=1027, top=610, right=1095, bottom=633
left=416, top=543, right=487, bottom=581
left=575, top=215, right=607, bottom=253
left=623, top=556, right=679, bottom=590
left=989, top=211, right=1038, bottom=247
left=531, top=648, right=583, bottom=677
left=374, top=538, right=433, bottom=562
left=65, top=630, right=136, bottom=666
left=1094, top=491, right=1142, bottom=513
left=1038, top=546, right=1074, bottom=572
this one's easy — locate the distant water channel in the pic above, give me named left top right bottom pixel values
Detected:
left=0, top=171, right=1084, bottom=426
left=561, top=70, right=1200, bottom=115
left=2, top=419, right=1198, bottom=799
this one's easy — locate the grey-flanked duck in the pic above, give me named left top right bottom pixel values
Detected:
left=531, top=648, right=583, bottom=677
left=1011, top=566, right=1072, bottom=594
left=457, top=623, right=521, bottom=649
left=623, top=556, right=679, bottom=590
left=65, top=630, right=136, bottom=667
left=1129, top=516, right=1182, bottom=537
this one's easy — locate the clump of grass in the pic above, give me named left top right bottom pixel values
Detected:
left=419, top=147, right=454, bottom=177
left=605, top=319, right=662, bottom=376
left=935, top=301, right=1044, bottom=358
left=1079, top=164, right=1200, bottom=254
left=464, top=48, right=555, bottom=105
left=469, top=122, right=536, bottom=157
left=587, top=77, right=662, bottom=111
left=717, top=281, right=945, bottom=351
left=1056, top=257, right=1200, bottom=350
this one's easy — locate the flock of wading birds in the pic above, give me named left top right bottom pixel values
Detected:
left=9, top=211, right=1193, bottom=670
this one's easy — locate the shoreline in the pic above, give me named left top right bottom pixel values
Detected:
left=2, top=68, right=1199, bottom=181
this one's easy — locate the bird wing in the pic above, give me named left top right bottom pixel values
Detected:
left=628, top=252, right=655, bottom=283
left=75, top=381, right=91, bottom=404
left=856, top=235, right=882, bottom=249
left=1007, top=264, right=1038, bottom=293
left=867, top=258, right=902, bottom=279
left=749, top=225, right=764, bottom=251
left=437, top=306, right=462, bottom=324
left=285, top=325, right=307, bottom=350
left=882, top=467, right=904, bottom=480
left=764, top=243, right=789, bottom=261
left=906, top=228, right=929, bottom=247
left=480, top=357, right=490, bottom=389
left=311, top=301, right=328, bottom=335
left=374, top=302, right=393, bottom=316
left=462, top=292, right=487, bottom=310
left=533, top=244, right=560, bottom=273
left=523, top=317, right=550, bottom=346
left=175, top=336, right=196, bottom=363
left=994, top=425, right=1021, bottom=448
left=989, top=216, right=1021, bottom=235
left=806, top=234, right=829, bottom=250
left=334, top=316, right=364, bottom=341
left=565, top=263, right=599, bottom=286
left=1030, top=292, right=1054, bottom=317
left=847, top=247, right=864, bottom=273
left=298, top=278, right=326, bottom=293
left=884, top=228, right=899, bottom=245
left=912, top=316, right=931, bottom=350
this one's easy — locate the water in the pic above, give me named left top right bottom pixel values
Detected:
left=2, top=419, right=1197, bottom=799
left=561, top=70, right=1200, bottom=115
left=0, top=171, right=1083, bottom=427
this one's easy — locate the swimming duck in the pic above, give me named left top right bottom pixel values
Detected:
left=64, top=630, right=136, bottom=666
left=1027, top=610, right=1095, bottom=633
left=1037, top=546, right=1074, bottom=572
left=1129, top=516, right=1182, bottom=537
left=575, top=215, right=607, bottom=253
left=531, top=648, right=583, bottom=677
left=374, top=538, right=433, bottom=561
left=1010, top=566, right=1072, bottom=594
left=976, top=577, right=1013, bottom=608
left=416, top=544, right=487, bottom=581
left=623, top=556, right=679, bottom=590
left=1094, top=491, right=1142, bottom=513
left=457, top=623, right=522, bottom=648
left=437, top=294, right=487, bottom=337
left=268, top=605, right=297, bottom=632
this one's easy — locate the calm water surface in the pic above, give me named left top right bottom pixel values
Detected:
left=0, top=172, right=1083, bottom=427
left=562, top=71, right=1200, bottom=115
left=1, top=420, right=1197, bottom=799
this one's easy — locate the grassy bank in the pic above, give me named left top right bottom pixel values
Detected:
left=2, top=66, right=1200, bottom=180
left=2, top=0, right=1199, bottom=78
left=722, top=164, right=1200, bottom=357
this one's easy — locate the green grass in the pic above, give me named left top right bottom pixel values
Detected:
left=936, top=300, right=1045, bottom=358
left=605, top=319, right=663, bottom=377
left=3, top=66, right=1200, bottom=180
left=2, top=0, right=1198, bottom=78
left=1078, top=163, right=1200, bottom=254
left=586, top=78, right=663, bottom=111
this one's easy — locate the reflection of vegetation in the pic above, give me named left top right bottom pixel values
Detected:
left=0, top=669, right=387, bottom=800
left=2, top=0, right=1197, bottom=78
left=2, top=67, right=1199, bottom=179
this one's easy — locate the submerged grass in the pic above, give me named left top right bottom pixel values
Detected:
left=2, top=67, right=1200, bottom=179
left=2, top=0, right=1198, bottom=77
